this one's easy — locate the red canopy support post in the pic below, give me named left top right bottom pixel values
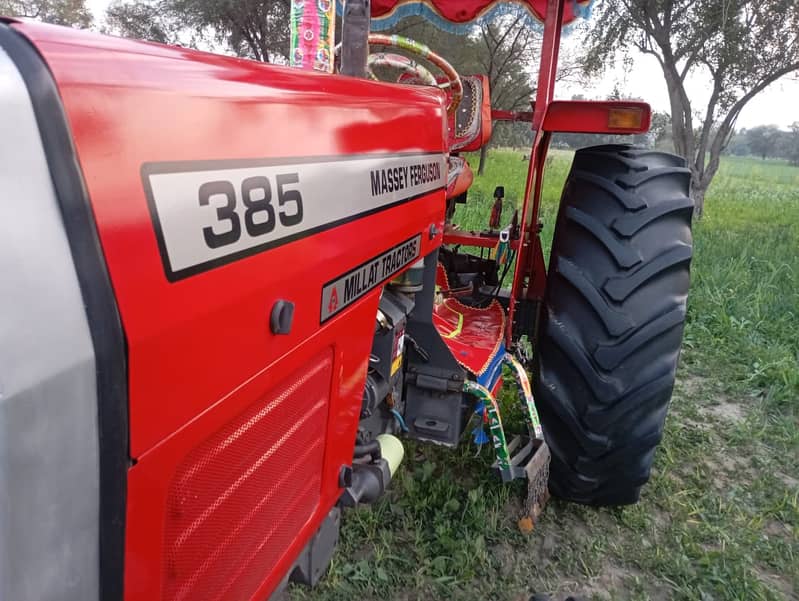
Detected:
left=506, top=0, right=565, bottom=346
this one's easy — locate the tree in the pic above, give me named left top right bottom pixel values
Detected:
left=387, top=15, right=542, bottom=173
left=105, top=1, right=176, bottom=44
left=649, top=110, right=672, bottom=151
left=174, top=0, right=290, bottom=62
left=474, top=16, right=538, bottom=174
left=490, top=121, right=533, bottom=148
left=1, top=0, right=92, bottom=28
left=783, top=122, right=799, bottom=166
left=745, top=125, right=781, bottom=160
left=105, top=0, right=291, bottom=62
left=725, top=128, right=750, bottom=156
left=582, top=0, right=799, bottom=216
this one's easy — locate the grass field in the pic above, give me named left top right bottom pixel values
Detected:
left=290, top=151, right=799, bottom=601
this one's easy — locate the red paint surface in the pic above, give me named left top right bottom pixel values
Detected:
left=442, top=230, right=521, bottom=250
left=543, top=100, right=651, bottom=134
left=507, top=0, right=565, bottom=341
left=15, top=22, right=447, bottom=600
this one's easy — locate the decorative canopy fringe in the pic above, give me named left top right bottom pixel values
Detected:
left=335, top=0, right=593, bottom=34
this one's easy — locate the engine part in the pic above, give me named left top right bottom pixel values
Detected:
left=439, top=245, right=500, bottom=295
left=388, top=258, right=425, bottom=292
left=340, top=434, right=404, bottom=506
left=403, top=251, right=468, bottom=446
left=361, top=371, right=390, bottom=418
left=358, top=289, right=415, bottom=440
left=353, top=439, right=381, bottom=460
left=376, top=433, right=404, bottom=476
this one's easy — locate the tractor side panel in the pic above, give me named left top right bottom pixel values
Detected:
left=14, top=22, right=448, bottom=601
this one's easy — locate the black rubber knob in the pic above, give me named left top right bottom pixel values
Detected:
left=270, top=300, right=295, bottom=335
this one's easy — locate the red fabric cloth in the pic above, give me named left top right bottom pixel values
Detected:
left=446, top=156, right=474, bottom=199
left=433, top=298, right=505, bottom=376
left=371, top=0, right=585, bottom=25
left=435, top=262, right=451, bottom=290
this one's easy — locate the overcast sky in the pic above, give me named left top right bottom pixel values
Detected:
left=558, top=36, right=799, bottom=130
left=86, top=0, right=797, bottom=129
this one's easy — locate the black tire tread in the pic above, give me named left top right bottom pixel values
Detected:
left=554, top=257, right=635, bottom=337
left=603, top=244, right=692, bottom=301
left=612, top=196, right=694, bottom=236
left=571, top=170, right=647, bottom=210
left=565, top=206, right=643, bottom=268
left=615, top=166, right=690, bottom=189
left=593, top=305, right=686, bottom=370
left=534, top=144, right=693, bottom=506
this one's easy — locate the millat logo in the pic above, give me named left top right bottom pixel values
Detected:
left=327, top=287, right=339, bottom=314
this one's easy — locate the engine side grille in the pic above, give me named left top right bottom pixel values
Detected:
left=162, top=349, right=333, bottom=601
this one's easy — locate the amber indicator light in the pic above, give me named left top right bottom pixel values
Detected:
left=608, top=107, right=644, bottom=130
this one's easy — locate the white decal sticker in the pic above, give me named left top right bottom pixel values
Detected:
left=321, top=235, right=422, bottom=322
left=142, top=153, right=445, bottom=280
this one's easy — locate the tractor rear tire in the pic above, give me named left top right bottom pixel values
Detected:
left=534, top=144, right=693, bottom=506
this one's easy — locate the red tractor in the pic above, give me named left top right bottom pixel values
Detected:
left=0, top=0, right=692, bottom=599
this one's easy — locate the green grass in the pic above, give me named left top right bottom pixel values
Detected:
left=448, top=149, right=573, bottom=260
left=290, top=151, right=799, bottom=601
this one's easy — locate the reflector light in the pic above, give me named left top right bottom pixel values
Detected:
left=608, top=107, right=644, bottom=130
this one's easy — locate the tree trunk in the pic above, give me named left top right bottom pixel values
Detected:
left=662, top=62, right=694, bottom=163
left=692, top=184, right=706, bottom=218
left=478, top=144, right=489, bottom=176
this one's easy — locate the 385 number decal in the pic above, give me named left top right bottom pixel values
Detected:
left=199, top=173, right=304, bottom=249
left=143, top=152, right=446, bottom=281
